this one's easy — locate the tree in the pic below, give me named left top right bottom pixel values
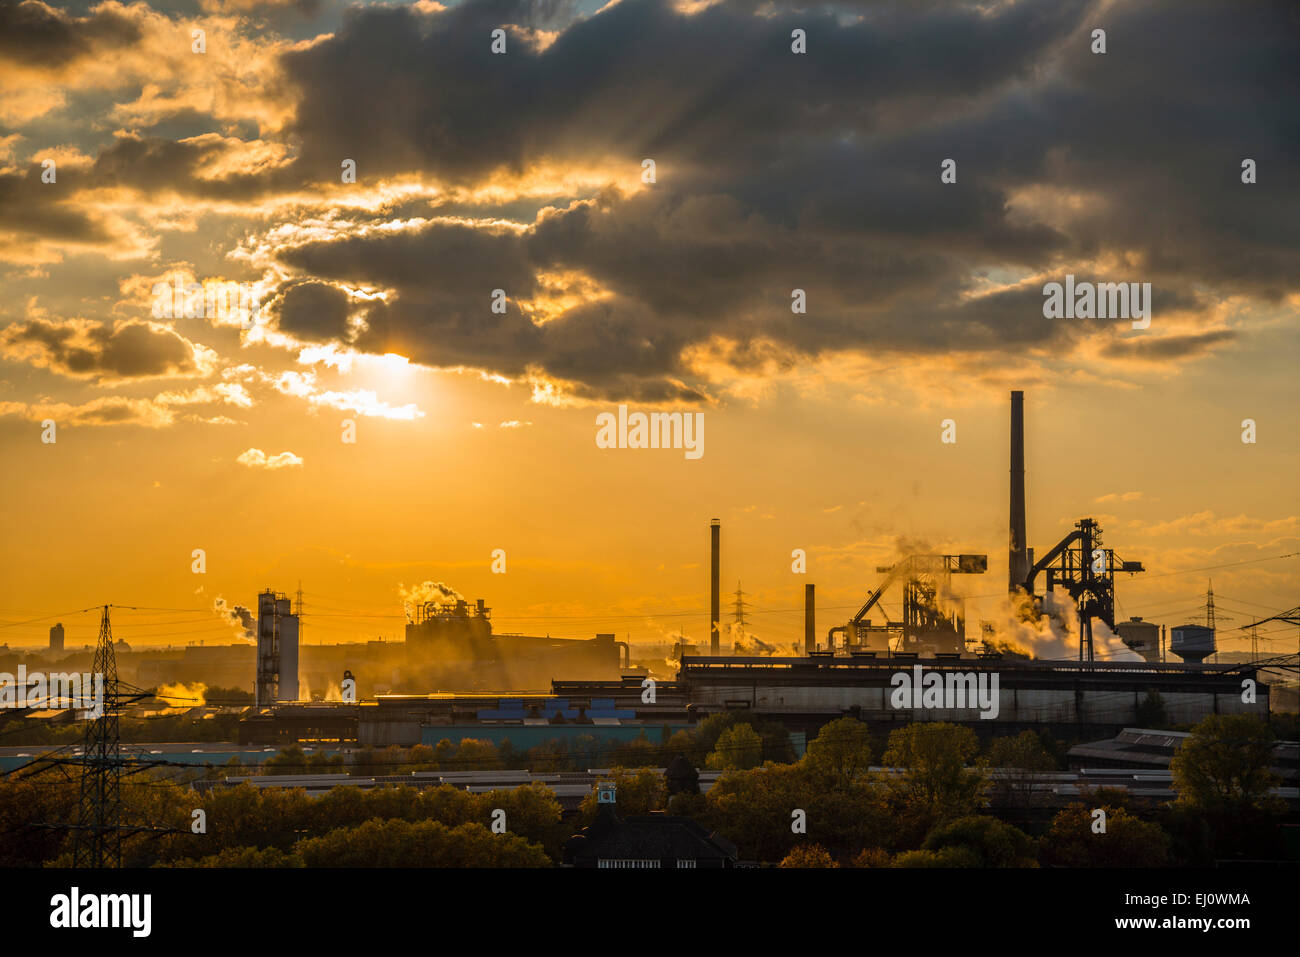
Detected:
left=665, top=730, right=700, bottom=765
left=475, top=783, right=568, bottom=860
left=922, top=815, right=1037, bottom=867
left=891, top=846, right=982, bottom=868
left=264, top=745, right=309, bottom=775
left=985, top=731, right=1055, bottom=808
left=703, top=762, right=893, bottom=863
left=608, top=735, right=660, bottom=768
left=295, top=818, right=551, bottom=867
left=692, top=711, right=795, bottom=764
left=173, top=846, right=301, bottom=868
left=881, top=723, right=987, bottom=843
left=847, top=847, right=891, bottom=868
left=1135, top=690, right=1167, bottom=728
left=576, top=767, right=665, bottom=822
left=450, top=738, right=502, bottom=770
left=803, top=717, right=873, bottom=787
left=527, top=740, right=573, bottom=772
left=0, top=772, right=80, bottom=866
left=432, top=738, right=457, bottom=768
left=408, top=744, right=437, bottom=770
left=780, top=844, right=837, bottom=867
left=706, top=724, right=764, bottom=771
left=1170, top=714, right=1281, bottom=813
left=306, top=750, right=344, bottom=772
left=1040, top=804, right=1170, bottom=867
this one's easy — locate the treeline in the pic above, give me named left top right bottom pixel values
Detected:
left=0, top=713, right=1289, bottom=867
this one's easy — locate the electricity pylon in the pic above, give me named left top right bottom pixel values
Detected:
left=72, top=605, right=122, bottom=868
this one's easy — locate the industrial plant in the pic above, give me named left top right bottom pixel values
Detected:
left=232, top=391, right=1284, bottom=752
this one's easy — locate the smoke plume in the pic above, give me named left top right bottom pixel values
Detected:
left=213, top=596, right=255, bottom=641
left=991, top=590, right=1141, bottom=661
left=399, top=580, right=466, bottom=620
left=155, top=681, right=207, bottom=707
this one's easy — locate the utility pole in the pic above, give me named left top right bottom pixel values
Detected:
left=295, top=581, right=304, bottom=646
left=1206, top=580, right=1231, bottom=663
left=73, top=605, right=122, bottom=868
left=731, top=580, right=749, bottom=649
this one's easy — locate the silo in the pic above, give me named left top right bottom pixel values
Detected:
left=277, top=597, right=300, bottom=702
left=1116, top=617, right=1161, bottom=662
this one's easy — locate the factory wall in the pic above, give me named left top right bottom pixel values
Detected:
left=417, top=723, right=688, bottom=751
left=686, top=676, right=1269, bottom=726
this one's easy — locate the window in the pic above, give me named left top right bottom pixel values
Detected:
left=597, top=859, right=661, bottom=869
left=676, top=859, right=697, bottom=869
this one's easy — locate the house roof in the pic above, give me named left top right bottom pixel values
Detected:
left=564, top=807, right=738, bottom=862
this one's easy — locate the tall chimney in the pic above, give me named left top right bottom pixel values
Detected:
left=710, top=519, right=721, bottom=655
left=1009, top=391, right=1029, bottom=592
left=804, top=584, right=815, bottom=655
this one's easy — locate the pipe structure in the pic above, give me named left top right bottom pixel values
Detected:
left=1009, top=391, right=1030, bottom=592
left=804, top=584, right=816, bottom=655
left=710, top=519, right=721, bottom=655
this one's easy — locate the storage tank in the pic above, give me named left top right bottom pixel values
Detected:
left=1116, top=617, right=1160, bottom=662
left=278, top=603, right=299, bottom=702
left=1170, top=624, right=1215, bottom=664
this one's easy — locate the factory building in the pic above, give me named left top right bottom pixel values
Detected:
left=239, top=652, right=1271, bottom=749
left=237, top=390, right=1280, bottom=751
left=255, top=589, right=300, bottom=706
left=403, top=598, right=624, bottom=690
left=673, top=655, right=1268, bottom=740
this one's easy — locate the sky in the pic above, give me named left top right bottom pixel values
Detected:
left=0, top=0, right=1296, bottom=657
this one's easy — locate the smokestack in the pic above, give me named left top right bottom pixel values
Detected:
left=804, top=584, right=815, bottom=655
left=1009, top=391, right=1029, bottom=592
left=710, top=519, right=720, bottom=655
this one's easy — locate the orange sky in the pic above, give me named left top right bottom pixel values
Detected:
left=1, top=0, right=1296, bottom=657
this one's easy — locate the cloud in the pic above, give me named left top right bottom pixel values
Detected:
left=236, top=447, right=304, bottom=469
left=0, top=317, right=216, bottom=382
left=0, top=382, right=250, bottom=428
left=3, top=0, right=1298, bottom=408
left=223, top=364, right=424, bottom=419
left=0, top=1, right=141, bottom=70
left=1095, top=491, right=1143, bottom=504
left=268, top=280, right=352, bottom=341
left=229, top=0, right=1297, bottom=402
left=1127, top=511, right=1300, bottom=539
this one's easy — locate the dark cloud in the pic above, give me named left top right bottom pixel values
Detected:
left=0, top=318, right=205, bottom=381
left=88, top=135, right=291, bottom=201
left=5, top=0, right=1290, bottom=402
left=269, top=281, right=352, bottom=341
left=0, top=0, right=141, bottom=69
left=282, top=0, right=1089, bottom=184
left=1100, top=330, right=1238, bottom=362
left=252, top=0, right=1297, bottom=399
left=0, top=168, right=115, bottom=244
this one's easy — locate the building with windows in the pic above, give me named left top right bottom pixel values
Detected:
left=562, top=782, right=738, bottom=869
